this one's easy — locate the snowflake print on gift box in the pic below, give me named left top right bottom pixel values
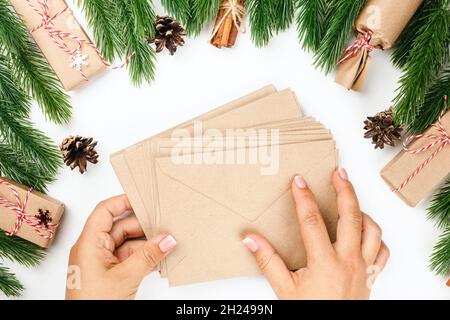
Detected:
left=70, top=50, right=89, bottom=72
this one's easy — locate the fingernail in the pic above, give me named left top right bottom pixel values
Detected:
left=243, top=237, right=258, bottom=253
left=338, top=168, right=349, bottom=181
left=294, top=175, right=307, bottom=189
left=159, top=235, right=177, bottom=253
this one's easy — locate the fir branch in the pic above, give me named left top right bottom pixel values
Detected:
left=428, top=179, right=450, bottom=230
left=0, top=0, right=72, bottom=124
left=186, top=0, right=220, bottom=36
left=0, top=57, right=62, bottom=177
left=391, top=1, right=430, bottom=69
left=116, top=0, right=156, bottom=86
left=296, top=0, right=328, bottom=52
left=247, top=0, right=274, bottom=47
left=0, top=264, right=23, bottom=297
left=313, top=0, right=367, bottom=74
left=0, top=143, right=49, bottom=193
left=161, top=0, right=191, bottom=26
left=0, top=233, right=45, bottom=268
left=76, top=0, right=124, bottom=62
left=407, top=67, right=450, bottom=134
left=429, top=226, right=450, bottom=276
left=273, top=0, right=295, bottom=33
left=393, top=2, right=450, bottom=127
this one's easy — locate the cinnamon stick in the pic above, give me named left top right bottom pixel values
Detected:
left=211, top=7, right=227, bottom=47
left=210, top=0, right=245, bottom=49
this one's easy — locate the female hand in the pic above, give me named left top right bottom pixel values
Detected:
left=66, top=195, right=176, bottom=300
left=243, top=169, right=389, bottom=300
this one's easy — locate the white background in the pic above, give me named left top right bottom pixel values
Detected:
left=4, top=1, right=449, bottom=300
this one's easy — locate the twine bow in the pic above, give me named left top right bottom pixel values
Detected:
left=0, top=179, right=57, bottom=239
left=26, top=0, right=132, bottom=81
left=209, top=0, right=246, bottom=42
left=338, top=30, right=374, bottom=65
left=393, top=96, right=449, bottom=193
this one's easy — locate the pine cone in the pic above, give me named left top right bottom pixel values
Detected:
left=60, top=136, right=99, bottom=174
left=148, top=16, right=186, bottom=55
left=364, top=108, right=403, bottom=149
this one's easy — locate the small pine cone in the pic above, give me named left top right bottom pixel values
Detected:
left=364, top=108, right=403, bottom=149
left=60, top=136, right=99, bottom=174
left=148, top=16, right=186, bottom=55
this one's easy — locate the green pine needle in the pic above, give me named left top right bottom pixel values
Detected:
left=313, top=0, right=367, bottom=74
left=0, top=233, right=45, bottom=268
left=296, top=0, right=328, bottom=52
left=161, top=0, right=191, bottom=26
left=0, top=143, right=49, bottom=193
left=0, top=264, right=23, bottom=297
left=273, top=0, right=295, bottom=33
left=429, top=225, right=450, bottom=276
left=0, top=0, right=72, bottom=124
left=247, top=0, right=274, bottom=47
left=393, top=2, right=450, bottom=127
left=427, top=179, right=450, bottom=230
left=76, top=0, right=125, bottom=62
left=0, top=57, right=62, bottom=178
left=407, top=67, right=450, bottom=134
left=116, top=0, right=156, bottom=86
left=391, top=1, right=429, bottom=69
left=186, top=0, right=220, bottom=36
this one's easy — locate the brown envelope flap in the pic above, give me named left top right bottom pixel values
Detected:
left=155, top=141, right=336, bottom=222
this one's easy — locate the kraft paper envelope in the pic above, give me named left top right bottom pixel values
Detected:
left=154, top=141, right=338, bottom=285
left=117, top=89, right=303, bottom=238
left=118, top=89, right=305, bottom=277
left=111, top=86, right=277, bottom=239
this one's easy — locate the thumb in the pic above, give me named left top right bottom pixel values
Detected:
left=116, top=233, right=176, bottom=283
left=243, top=233, right=294, bottom=297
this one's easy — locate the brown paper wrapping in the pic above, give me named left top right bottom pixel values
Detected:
left=335, top=0, right=423, bottom=91
left=0, top=178, right=64, bottom=248
left=9, top=0, right=105, bottom=91
left=381, top=110, right=450, bottom=207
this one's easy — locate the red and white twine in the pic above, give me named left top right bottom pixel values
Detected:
left=338, top=30, right=374, bottom=65
left=0, top=179, right=57, bottom=239
left=26, top=0, right=132, bottom=81
left=393, top=96, right=449, bottom=193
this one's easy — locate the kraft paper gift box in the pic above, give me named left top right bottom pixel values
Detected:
left=381, top=110, right=450, bottom=207
left=10, top=0, right=105, bottom=91
left=0, top=178, right=64, bottom=248
left=335, top=0, right=423, bottom=91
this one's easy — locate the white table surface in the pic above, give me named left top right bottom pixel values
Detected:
left=4, top=1, right=449, bottom=300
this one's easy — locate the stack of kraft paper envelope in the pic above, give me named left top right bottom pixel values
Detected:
left=111, top=85, right=339, bottom=286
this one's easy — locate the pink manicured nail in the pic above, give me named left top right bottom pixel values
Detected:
left=159, top=235, right=177, bottom=253
left=338, top=168, right=349, bottom=181
left=243, top=237, right=259, bottom=253
left=294, top=175, right=307, bottom=189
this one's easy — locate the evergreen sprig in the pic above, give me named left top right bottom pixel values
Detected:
left=428, top=179, right=450, bottom=230
left=313, top=0, right=367, bottom=74
left=160, top=0, right=191, bottom=31
left=273, top=0, right=295, bottom=33
left=430, top=226, right=450, bottom=276
left=0, top=56, right=62, bottom=180
left=0, top=233, right=45, bottom=268
left=247, top=0, right=274, bottom=47
left=393, top=1, right=450, bottom=127
left=76, top=0, right=124, bottom=62
left=296, top=0, right=328, bottom=52
left=79, top=0, right=157, bottom=86
left=0, top=0, right=72, bottom=124
left=0, top=264, right=23, bottom=297
left=187, top=0, right=220, bottom=36
left=407, top=67, right=450, bottom=134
